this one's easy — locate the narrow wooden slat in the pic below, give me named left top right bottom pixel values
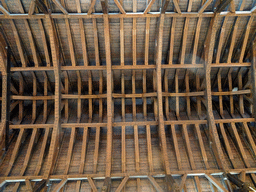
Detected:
left=121, top=72, right=125, bottom=120
left=145, top=125, right=154, bottom=173
left=77, top=73, right=82, bottom=122
left=121, top=126, right=126, bottom=173
left=93, top=127, right=100, bottom=173
left=120, top=18, right=124, bottom=66
left=133, top=125, right=140, bottom=171
left=175, top=70, right=179, bottom=117
left=192, top=17, right=202, bottom=64
left=171, top=124, right=181, bottom=170
left=10, top=20, right=27, bottom=67
left=228, top=70, right=234, bottom=114
left=185, top=71, right=191, bottom=116
left=143, top=70, right=147, bottom=118
left=242, top=122, right=256, bottom=157
left=93, top=18, right=100, bottom=66
left=195, top=124, right=209, bottom=169
left=215, top=17, right=228, bottom=64
left=132, top=70, right=136, bottom=118
left=239, top=16, right=254, bottom=63
left=64, top=128, right=76, bottom=174
left=219, top=123, right=234, bottom=159
left=20, top=129, right=38, bottom=175
left=76, top=127, right=89, bottom=191
left=182, top=124, right=196, bottom=169
left=144, top=17, right=150, bottom=65
left=34, top=128, right=50, bottom=175
left=230, top=122, right=250, bottom=166
left=65, top=18, right=76, bottom=67
left=227, top=19, right=240, bottom=63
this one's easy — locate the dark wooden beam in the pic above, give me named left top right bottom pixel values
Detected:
left=214, top=0, right=232, bottom=13
left=34, top=0, right=49, bottom=14
left=252, top=36, right=256, bottom=120
left=101, top=0, right=108, bottom=14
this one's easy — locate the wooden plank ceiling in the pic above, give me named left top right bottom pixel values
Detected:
left=0, top=0, right=256, bottom=191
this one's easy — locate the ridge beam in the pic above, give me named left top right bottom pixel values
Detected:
left=101, top=1, right=113, bottom=191
left=156, top=12, right=179, bottom=191
left=204, top=15, right=227, bottom=172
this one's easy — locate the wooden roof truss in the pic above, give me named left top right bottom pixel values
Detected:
left=0, top=0, right=256, bottom=191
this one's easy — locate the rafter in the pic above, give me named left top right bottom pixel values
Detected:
left=0, top=4, right=9, bottom=16
left=252, top=36, right=256, bottom=119
left=52, top=0, right=68, bottom=14
left=204, top=15, right=227, bottom=171
left=198, top=0, right=213, bottom=13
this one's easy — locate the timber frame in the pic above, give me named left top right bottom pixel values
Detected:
left=0, top=0, right=256, bottom=191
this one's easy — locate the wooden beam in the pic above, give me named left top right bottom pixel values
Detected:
left=0, top=5, right=9, bottom=16
left=4, top=129, right=25, bottom=176
left=172, top=0, right=180, bottom=13
left=251, top=28, right=256, bottom=120
left=52, top=0, right=68, bottom=14
left=198, top=0, right=213, bottom=13
left=88, top=0, right=97, bottom=15
left=88, top=177, right=98, bottom=192
left=114, top=0, right=126, bottom=14
left=115, top=176, right=129, bottom=192
left=101, top=0, right=108, bottom=14
left=102, top=9, right=113, bottom=186
left=25, top=179, right=33, bottom=192
left=144, top=0, right=156, bottom=14
left=205, top=174, right=228, bottom=192
left=76, top=127, right=89, bottom=191
left=179, top=174, right=187, bottom=191
left=239, top=16, right=254, bottom=63
left=53, top=179, right=67, bottom=192
left=28, top=0, right=36, bottom=15
left=215, top=0, right=232, bottom=13
left=161, top=0, right=171, bottom=14
left=0, top=45, right=8, bottom=152
left=204, top=13, right=228, bottom=171
left=156, top=13, right=179, bottom=191
left=44, top=14, right=62, bottom=177
left=148, top=176, right=164, bottom=192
